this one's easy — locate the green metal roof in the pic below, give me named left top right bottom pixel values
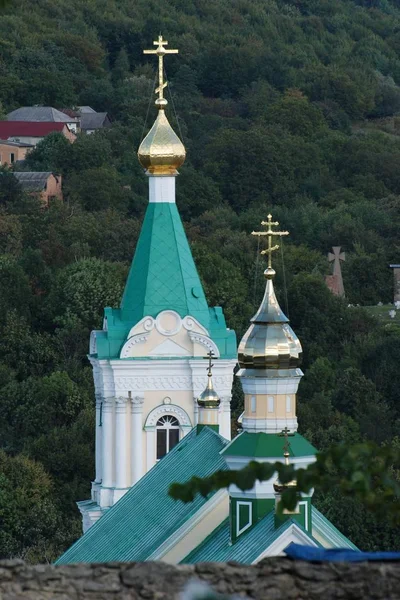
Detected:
left=182, top=512, right=318, bottom=564
left=182, top=505, right=356, bottom=564
left=312, top=507, right=358, bottom=550
left=222, top=432, right=317, bottom=458
left=120, top=202, right=209, bottom=326
left=55, top=427, right=228, bottom=565
left=92, top=202, right=237, bottom=360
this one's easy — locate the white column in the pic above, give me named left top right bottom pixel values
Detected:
left=220, top=397, right=232, bottom=441
left=193, top=395, right=199, bottom=425
left=149, top=176, right=176, bottom=203
left=146, top=429, right=156, bottom=471
left=115, top=397, right=128, bottom=489
left=94, top=397, right=102, bottom=483
left=131, top=396, right=144, bottom=484
left=101, top=398, right=113, bottom=488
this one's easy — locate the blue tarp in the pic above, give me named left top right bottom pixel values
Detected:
left=285, top=543, right=400, bottom=562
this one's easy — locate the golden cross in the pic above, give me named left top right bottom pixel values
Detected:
left=143, top=35, right=178, bottom=106
left=251, top=214, right=289, bottom=270
left=278, top=427, right=295, bottom=464
left=204, top=350, right=216, bottom=377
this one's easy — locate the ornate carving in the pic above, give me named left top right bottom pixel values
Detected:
left=120, top=334, right=150, bottom=358
left=131, top=395, right=144, bottom=414
left=155, top=310, right=182, bottom=336
left=143, top=317, right=155, bottom=332
left=144, top=404, right=192, bottom=428
left=115, top=375, right=193, bottom=391
left=188, top=333, right=220, bottom=357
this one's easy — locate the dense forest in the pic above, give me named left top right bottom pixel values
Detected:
left=1, top=0, right=400, bottom=561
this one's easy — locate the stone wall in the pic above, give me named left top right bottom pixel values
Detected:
left=0, top=558, right=399, bottom=600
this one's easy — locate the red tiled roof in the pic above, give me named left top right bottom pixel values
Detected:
left=0, top=121, right=66, bottom=137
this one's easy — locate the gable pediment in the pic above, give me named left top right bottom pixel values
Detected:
left=148, top=339, right=191, bottom=356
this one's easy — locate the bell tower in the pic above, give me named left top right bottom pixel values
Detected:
left=79, top=36, right=237, bottom=532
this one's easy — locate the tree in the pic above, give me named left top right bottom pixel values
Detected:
left=0, top=451, right=64, bottom=562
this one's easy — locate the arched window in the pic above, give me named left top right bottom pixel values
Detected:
left=156, top=415, right=180, bottom=460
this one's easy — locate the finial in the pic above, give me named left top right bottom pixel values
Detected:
left=143, top=35, right=178, bottom=109
left=274, top=427, right=297, bottom=492
left=278, top=427, right=295, bottom=466
left=197, top=351, right=220, bottom=408
left=251, top=214, right=289, bottom=278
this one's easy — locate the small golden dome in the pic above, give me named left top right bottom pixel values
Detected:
left=138, top=108, right=186, bottom=175
left=238, top=269, right=302, bottom=370
left=198, top=373, right=220, bottom=408
left=273, top=451, right=297, bottom=493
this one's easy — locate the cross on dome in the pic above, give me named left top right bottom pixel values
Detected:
left=143, top=35, right=179, bottom=108
left=251, top=214, right=289, bottom=273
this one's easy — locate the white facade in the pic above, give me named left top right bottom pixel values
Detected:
left=80, top=309, right=236, bottom=531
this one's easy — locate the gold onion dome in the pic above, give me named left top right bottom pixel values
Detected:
left=138, top=108, right=186, bottom=175
left=138, top=35, right=186, bottom=175
left=198, top=353, right=220, bottom=408
left=197, top=372, right=220, bottom=408
left=238, top=216, right=302, bottom=370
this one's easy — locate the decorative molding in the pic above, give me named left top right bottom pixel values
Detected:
left=120, top=333, right=150, bottom=358
left=115, top=396, right=129, bottom=413
left=102, top=398, right=114, bottom=412
left=155, top=310, right=182, bottom=336
left=236, top=501, right=253, bottom=537
left=115, top=375, right=193, bottom=391
left=144, top=404, right=192, bottom=429
left=188, top=333, right=220, bottom=357
left=131, top=395, right=144, bottom=414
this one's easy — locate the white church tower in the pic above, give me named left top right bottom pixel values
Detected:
left=79, top=36, right=237, bottom=532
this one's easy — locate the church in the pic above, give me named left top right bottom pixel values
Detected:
left=56, top=36, right=356, bottom=564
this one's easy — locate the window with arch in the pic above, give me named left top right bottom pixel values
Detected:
left=156, top=415, right=180, bottom=460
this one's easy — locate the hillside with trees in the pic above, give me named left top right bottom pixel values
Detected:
left=1, top=0, right=400, bottom=560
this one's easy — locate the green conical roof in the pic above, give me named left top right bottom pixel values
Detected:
left=120, top=202, right=209, bottom=326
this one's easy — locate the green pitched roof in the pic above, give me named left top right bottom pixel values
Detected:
left=312, top=507, right=358, bottom=550
left=181, top=512, right=317, bottom=564
left=55, top=427, right=228, bottom=565
left=182, top=506, right=356, bottom=564
left=92, top=202, right=237, bottom=359
left=121, top=202, right=209, bottom=326
left=222, top=432, right=316, bottom=458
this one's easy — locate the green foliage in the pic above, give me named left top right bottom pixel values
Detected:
left=1, top=0, right=400, bottom=561
left=169, top=441, right=400, bottom=524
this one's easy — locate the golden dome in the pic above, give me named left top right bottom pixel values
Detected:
left=238, top=268, right=302, bottom=370
left=273, top=451, right=297, bottom=493
left=197, top=372, right=220, bottom=408
left=138, top=108, right=186, bottom=175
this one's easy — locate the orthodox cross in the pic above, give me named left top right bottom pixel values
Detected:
left=204, top=350, right=216, bottom=377
left=251, top=214, right=289, bottom=270
left=328, top=246, right=345, bottom=297
left=278, top=427, right=295, bottom=462
left=144, top=35, right=178, bottom=103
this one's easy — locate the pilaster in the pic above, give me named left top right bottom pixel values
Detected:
left=115, top=397, right=129, bottom=492
left=131, top=395, right=144, bottom=484
left=99, top=398, right=114, bottom=508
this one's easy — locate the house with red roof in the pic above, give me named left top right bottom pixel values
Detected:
left=0, top=121, right=76, bottom=146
